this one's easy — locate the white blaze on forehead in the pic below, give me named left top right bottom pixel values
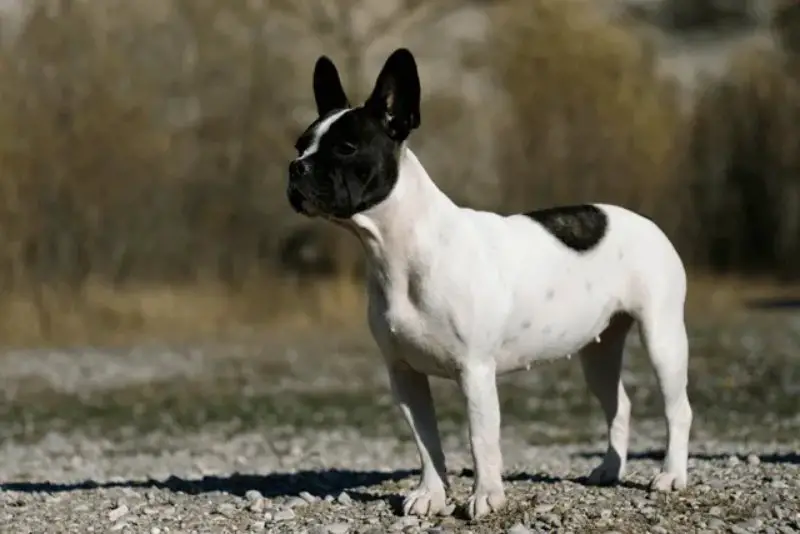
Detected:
left=299, top=108, right=351, bottom=159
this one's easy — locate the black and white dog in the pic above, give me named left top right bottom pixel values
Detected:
left=287, top=48, right=692, bottom=520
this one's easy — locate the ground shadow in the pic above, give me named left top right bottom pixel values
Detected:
left=574, top=449, right=800, bottom=465
left=0, top=469, right=417, bottom=504
left=744, top=297, right=800, bottom=310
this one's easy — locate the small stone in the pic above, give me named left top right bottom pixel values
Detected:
left=740, top=518, right=764, bottom=530
left=541, top=513, right=561, bottom=526
left=726, top=455, right=741, bottom=467
left=326, top=524, right=350, bottom=534
left=533, top=504, right=555, bottom=514
left=746, top=454, right=761, bottom=466
left=729, top=526, right=749, bottom=534
left=108, top=504, right=129, bottom=522
left=507, top=524, right=532, bottom=534
left=286, top=497, right=308, bottom=508
left=249, top=521, right=265, bottom=532
left=150, top=528, right=161, bottom=534
left=215, top=503, right=237, bottom=517
left=110, top=522, right=127, bottom=532
left=708, top=506, right=723, bottom=517
left=651, top=527, right=668, bottom=534
left=245, top=490, right=264, bottom=502
left=299, top=491, right=318, bottom=504
left=336, top=492, right=353, bottom=506
left=324, top=495, right=335, bottom=503
left=263, top=511, right=273, bottom=522
left=272, top=509, right=296, bottom=521
left=248, top=499, right=267, bottom=513
left=389, top=517, right=419, bottom=531
left=599, top=509, right=613, bottom=520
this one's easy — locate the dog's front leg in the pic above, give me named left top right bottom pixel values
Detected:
left=460, top=363, right=507, bottom=519
left=387, top=362, right=451, bottom=517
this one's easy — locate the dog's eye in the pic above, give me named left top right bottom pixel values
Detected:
left=335, top=142, right=357, bottom=157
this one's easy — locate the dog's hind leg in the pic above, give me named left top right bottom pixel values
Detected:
left=639, top=301, right=692, bottom=491
left=387, top=362, right=451, bottom=516
left=579, top=313, right=635, bottom=485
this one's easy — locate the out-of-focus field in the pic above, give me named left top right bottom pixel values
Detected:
left=0, top=0, right=798, bottom=347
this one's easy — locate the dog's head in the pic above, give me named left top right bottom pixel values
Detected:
left=287, top=48, right=421, bottom=219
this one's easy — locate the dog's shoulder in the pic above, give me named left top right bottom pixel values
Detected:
left=520, top=204, right=609, bottom=253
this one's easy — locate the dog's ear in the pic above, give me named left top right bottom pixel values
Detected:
left=365, top=48, right=421, bottom=141
left=313, top=55, right=350, bottom=116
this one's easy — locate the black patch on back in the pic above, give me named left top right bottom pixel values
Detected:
left=523, top=205, right=609, bottom=252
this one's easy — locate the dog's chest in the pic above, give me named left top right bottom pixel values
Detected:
left=367, top=276, right=465, bottom=377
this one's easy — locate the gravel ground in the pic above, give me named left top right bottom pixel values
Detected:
left=0, top=312, right=798, bottom=533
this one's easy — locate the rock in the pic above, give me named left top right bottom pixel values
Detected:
left=215, top=503, right=237, bottom=517
left=727, top=455, right=741, bottom=467
left=746, top=454, right=761, bottom=466
left=299, top=491, right=318, bottom=504
left=708, top=506, right=723, bottom=517
left=286, top=497, right=308, bottom=508
left=326, top=523, right=350, bottom=534
left=108, top=504, right=129, bottom=522
left=707, top=519, right=725, bottom=530
left=533, top=504, right=555, bottom=514
left=248, top=499, right=267, bottom=513
left=245, top=490, right=264, bottom=502
left=336, top=492, right=353, bottom=506
left=506, top=524, right=532, bottom=534
left=389, top=517, right=419, bottom=531
left=272, top=508, right=296, bottom=521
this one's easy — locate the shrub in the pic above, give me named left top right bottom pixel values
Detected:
left=683, top=21, right=800, bottom=279
left=486, top=0, right=686, bottom=240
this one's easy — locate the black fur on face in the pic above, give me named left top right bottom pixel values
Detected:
left=287, top=48, right=421, bottom=219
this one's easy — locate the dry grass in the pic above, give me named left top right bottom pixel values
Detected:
left=486, top=0, right=687, bottom=239
left=683, top=6, right=800, bottom=278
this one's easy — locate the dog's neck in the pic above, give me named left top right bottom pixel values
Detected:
left=343, top=145, right=457, bottom=282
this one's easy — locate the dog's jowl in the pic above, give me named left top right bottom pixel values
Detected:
left=288, top=48, right=692, bottom=520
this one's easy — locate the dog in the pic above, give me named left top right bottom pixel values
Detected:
left=287, top=48, right=692, bottom=520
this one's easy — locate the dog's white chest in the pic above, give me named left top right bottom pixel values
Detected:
left=367, top=278, right=464, bottom=377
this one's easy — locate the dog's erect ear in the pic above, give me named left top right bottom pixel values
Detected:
left=365, top=48, right=421, bottom=141
left=313, top=55, right=350, bottom=116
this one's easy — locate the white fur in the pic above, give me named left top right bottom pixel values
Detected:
left=299, top=108, right=351, bottom=160
left=338, top=146, right=692, bottom=519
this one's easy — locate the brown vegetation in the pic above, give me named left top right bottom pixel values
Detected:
left=0, top=0, right=797, bottom=346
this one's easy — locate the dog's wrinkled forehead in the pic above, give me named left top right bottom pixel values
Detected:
left=295, top=107, right=389, bottom=160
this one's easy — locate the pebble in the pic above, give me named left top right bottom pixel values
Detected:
left=746, top=454, right=761, bottom=466
left=299, top=491, right=318, bottom=504
left=286, top=497, right=308, bottom=508
left=325, top=524, right=350, bottom=534
left=108, top=504, right=129, bottom=522
left=727, top=455, right=741, bottom=467
left=336, top=492, right=353, bottom=506
left=215, top=503, right=237, bottom=517
left=707, top=519, right=726, bottom=529
left=389, top=517, right=419, bottom=531
left=507, top=524, right=532, bottom=534
left=245, top=490, right=264, bottom=502
left=248, top=499, right=267, bottom=512
left=272, top=509, right=296, bottom=521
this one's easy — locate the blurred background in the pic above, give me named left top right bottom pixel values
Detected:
left=0, top=0, right=798, bottom=347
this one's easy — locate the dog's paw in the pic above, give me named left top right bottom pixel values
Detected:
left=585, top=460, right=624, bottom=486
left=649, top=471, right=687, bottom=492
left=465, top=487, right=506, bottom=520
left=402, top=486, right=452, bottom=517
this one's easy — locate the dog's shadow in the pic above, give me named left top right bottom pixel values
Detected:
left=5, top=450, right=794, bottom=516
